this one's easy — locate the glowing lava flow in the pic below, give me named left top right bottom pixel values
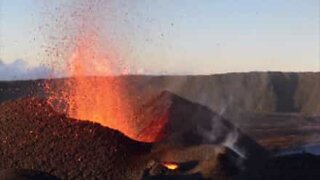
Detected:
left=163, top=163, right=179, bottom=170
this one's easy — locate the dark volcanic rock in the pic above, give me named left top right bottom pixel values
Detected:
left=139, top=91, right=268, bottom=179
left=2, top=88, right=320, bottom=179
left=0, top=80, right=45, bottom=103
left=0, top=169, right=59, bottom=180
left=0, top=93, right=246, bottom=180
left=0, top=98, right=152, bottom=180
left=250, top=153, right=320, bottom=180
left=237, top=113, right=320, bottom=150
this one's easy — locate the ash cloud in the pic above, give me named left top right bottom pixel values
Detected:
left=0, top=59, right=54, bottom=81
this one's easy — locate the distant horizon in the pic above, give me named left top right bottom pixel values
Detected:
left=1, top=70, right=320, bottom=82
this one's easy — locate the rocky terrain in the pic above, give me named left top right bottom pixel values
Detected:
left=1, top=72, right=320, bottom=179
left=2, top=96, right=320, bottom=180
left=0, top=98, right=152, bottom=180
left=237, top=113, right=320, bottom=150
left=2, top=72, right=320, bottom=148
left=1, top=92, right=247, bottom=180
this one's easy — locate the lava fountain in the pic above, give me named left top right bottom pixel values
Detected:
left=47, top=34, right=131, bottom=138
left=43, top=0, right=169, bottom=143
left=67, top=39, right=129, bottom=131
left=45, top=31, right=168, bottom=143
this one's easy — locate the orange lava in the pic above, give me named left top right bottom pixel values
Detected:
left=46, top=33, right=168, bottom=142
left=68, top=44, right=128, bottom=131
left=44, top=1, right=169, bottom=142
left=162, top=162, right=179, bottom=170
left=64, top=35, right=135, bottom=138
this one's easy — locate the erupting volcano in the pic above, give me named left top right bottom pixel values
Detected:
left=43, top=22, right=171, bottom=142
left=42, top=0, right=169, bottom=142
left=1, top=0, right=319, bottom=179
left=46, top=35, right=167, bottom=142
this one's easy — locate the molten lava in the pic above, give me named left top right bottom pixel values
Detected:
left=49, top=35, right=132, bottom=136
left=46, top=34, right=168, bottom=143
left=163, top=163, right=179, bottom=170
left=44, top=1, right=169, bottom=142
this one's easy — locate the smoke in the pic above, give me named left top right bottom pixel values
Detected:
left=0, top=59, right=56, bottom=81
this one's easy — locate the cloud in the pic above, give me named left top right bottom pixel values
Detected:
left=0, top=59, right=55, bottom=81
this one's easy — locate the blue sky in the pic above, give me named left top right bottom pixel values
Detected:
left=0, top=0, right=319, bottom=77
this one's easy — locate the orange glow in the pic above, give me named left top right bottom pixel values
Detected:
left=163, top=163, right=179, bottom=170
left=56, top=35, right=135, bottom=138
left=45, top=32, right=169, bottom=142
left=44, top=1, right=169, bottom=142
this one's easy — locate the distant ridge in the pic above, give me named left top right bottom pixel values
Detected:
left=1, top=72, right=320, bottom=120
